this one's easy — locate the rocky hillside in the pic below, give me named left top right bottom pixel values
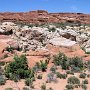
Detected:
left=0, top=10, right=90, bottom=24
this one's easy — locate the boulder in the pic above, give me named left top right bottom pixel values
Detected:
left=49, top=37, right=76, bottom=47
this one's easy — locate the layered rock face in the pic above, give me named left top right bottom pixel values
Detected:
left=0, top=10, right=90, bottom=24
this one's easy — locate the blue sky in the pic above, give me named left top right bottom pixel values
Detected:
left=0, top=0, right=90, bottom=13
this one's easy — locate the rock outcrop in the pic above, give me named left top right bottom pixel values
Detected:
left=0, top=10, right=90, bottom=24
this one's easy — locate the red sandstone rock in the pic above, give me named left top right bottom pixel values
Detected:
left=0, top=10, right=90, bottom=24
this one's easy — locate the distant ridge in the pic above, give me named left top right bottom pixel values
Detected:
left=0, top=10, right=90, bottom=24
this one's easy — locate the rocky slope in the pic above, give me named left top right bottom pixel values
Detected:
left=0, top=10, right=90, bottom=24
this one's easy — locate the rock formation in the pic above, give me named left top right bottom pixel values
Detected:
left=0, top=10, right=90, bottom=24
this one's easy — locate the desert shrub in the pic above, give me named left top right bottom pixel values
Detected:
left=41, top=83, right=46, bottom=90
left=65, top=84, right=74, bottom=90
left=66, top=71, right=74, bottom=75
left=37, top=74, right=42, bottom=79
left=82, top=79, right=88, bottom=84
left=62, top=74, right=67, bottom=79
left=69, top=57, right=84, bottom=71
left=81, top=84, right=87, bottom=90
left=56, top=72, right=67, bottom=79
left=53, top=52, right=69, bottom=70
left=50, top=65, right=57, bottom=73
left=39, top=60, right=48, bottom=72
left=79, top=73, right=86, bottom=79
left=71, top=66, right=81, bottom=73
left=5, top=55, right=33, bottom=80
left=67, top=76, right=80, bottom=84
left=47, top=73, right=54, bottom=83
left=46, top=72, right=57, bottom=83
left=25, top=78, right=34, bottom=88
left=0, top=75, right=6, bottom=85
left=56, top=72, right=62, bottom=79
left=5, top=88, right=13, bottom=90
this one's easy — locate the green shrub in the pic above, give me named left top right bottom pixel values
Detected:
left=6, top=46, right=14, bottom=53
left=47, top=73, right=57, bottom=83
left=82, top=79, right=88, bottom=84
left=53, top=52, right=69, bottom=70
left=69, top=56, right=84, bottom=71
left=25, top=78, right=33, bottom=87
left=81, top=84, right=87, bottom=90
left=56, top=72, right=67, bottom=79
left=67, top=76, right=80, bottom=85
left=50, top=65, right=56, bottom=73
left=66, top=71, right=74, bottom=75
left=79, top=73, right=86, bottom=79
left=41, top=83, right=46, bottom=90
left=39, top=60, right=48, bottom=72
left=65, top=84, right=74, bottom=90
left=5, top=55, right=32, bottom=80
